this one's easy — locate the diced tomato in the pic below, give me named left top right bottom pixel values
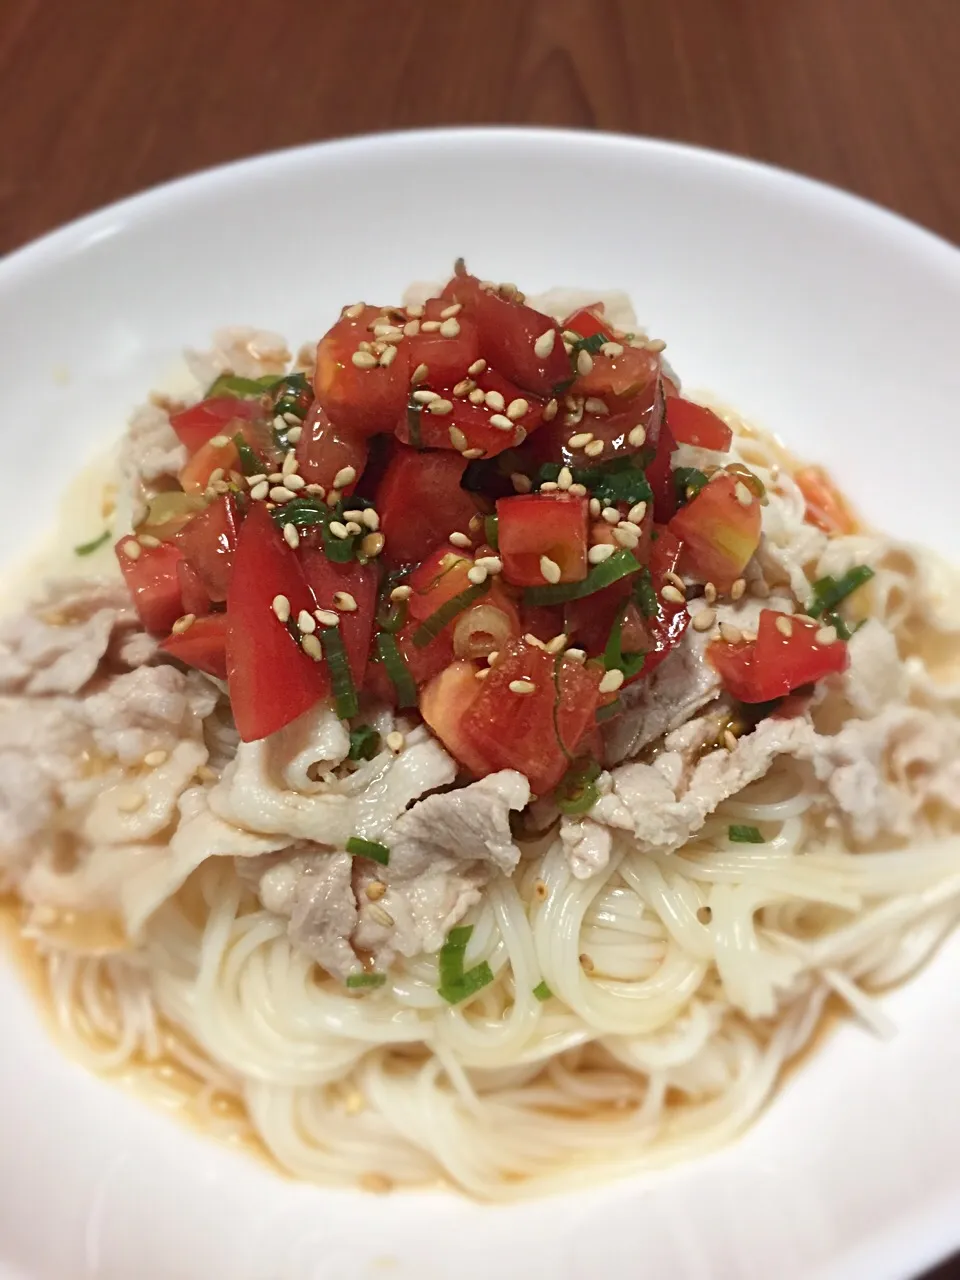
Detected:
left=640, top=527, right=691, bottom=678
left=564, top=578, right=636, bottom=657
left=295, top=402, right=367, bottom=493
left=518, top=603, right=565, bottom=643
left=406, top=547, right=474, bottom=621
left=438, top=263, right=485, bottom=314
left=460, top=642, right=602, bottom=794
left=314, top=304, right=409, bottom=438
left=377, top=445, right=482, bottom=566
left=179, top=437, right=239, bottom=494
left=571, top=342, right=660, bottom=410
left=419, top=661, right=492, bottom=776
left=300, top=548, right=377, bottom=688
left=561, top=306, right=612, bottom=342
left=404, top=298, right=481, bottom=388
left=175, top=495, right=239, bottom=602
left=647, top=421, right=678, bottom=522
left=669, top=473, right=762, bottom=590
left=795, top=466, right=858, bottom=536
left=708, top=609, right=848, bottom=703
left=176, top=559, right=211, bottom=618
left=497, top=493, right=588, bottom=587
left=159, top=613, right=228, bottom=680
left=115, top=538, right=185, bottom=635
left=170, top=396, right=265, bottom=455
left=225, top=503, right=328, bottom=741
left=665, top=398, right=733, bottom=452
left=396, top=370, right=544, bottom=460
left=474, top=290, right=570, bottom=397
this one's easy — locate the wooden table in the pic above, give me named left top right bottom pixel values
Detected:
left=1, top=0, right=957, bottom=1274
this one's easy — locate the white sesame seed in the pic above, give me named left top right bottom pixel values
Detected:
left=413, top=389, right=439, bottom=405
left=584, top=397, right=608, bottom=415
left=268, top=472, right=285, bottom=483
left=730, top=577, right=747, bottom=601
left=315, top=608, right=339, bottom=627
left=556, top=466, right=573, bottom=490
left=122, top=539, right=141, bottom=561
left=286, top=425, right=302, bottom=444
left=298, top=609, right=317, bottom=633
left=775, top=615, right=794, bottom=637
left=545, top=633, right=569, bottom=654
left=328, top=521, right=350, bottom=539
left=511, top=472, right=532, bottom=494
left=171, top=613, right=195, bottom=634
left=379, top=344, right=398, bottom=367
left=358, top=509, right=378, bottom=532
left=333, top=465, right=357, bottom=489
left=373, top=323, right=403, bottom=338
left=627, top=501, right=648, bottom=524
left=326, top=489, right=341, bottom=506
left=428, top=398, right=454, bottom=416
left=403, top=319, right=420, bottom=337
left=486, top=650, right=500, bottom=666
left=583, top=439, right=605, bottom=458
left=564, top=648, right=587, bottom=664
left=333, top=591, right=358, bottom=612
left=524, top=632, right=547, bottom=649
left=343, top=508, right=365, bottom=522
left=540, top=556, right=561, bottom=584
left=272, top=594, right=291, bottom=622
left=345, top=522, right=363, bottom=537
left=268, top=486, right=294, bottom=503
left=143, top=749, right=168, bottom=768
left=345, top=301, right=365, bottom=318
left=386, top=730, right=406, bottom=753
left=449, top=531, right=472, bottom=548
left=540, top=481, right=559, bottom=492
left=613, top=527, right=640, bottom=549
left=600, top=341, right=624, bottom=357
left=462, top=447, right=484, bottom=459
left=568, top=432, right=594, bottom=449
left=568, top=483, right=587, bottom=497
left=543, top=398, right=558, bottom=422
left=484, top=390, right=505, bottom=412
left=815, top=624, right=838, bottom=645
left=628, top=425, right=647, bottom=448
left=411, top=362, right=429, bottom=384
left=272, top=416, right=288, bottom=432
left=599, top=668, right=625, bottom=693
left=390, top=585, right=412, bottom=602
left=735, top=481, right=754, bottom=507
left=406, top=303, right=424, bottom=317
left=723, top=729, right=738, bottom=752
left=661, top=584, right=685, bottom=604
left=576, top=349, right=594, bottom=376
left=351, top=350, right=378, bottom=369
left=534, top=328, right=557, bottom=358
left=490, top=413, right=513, bottom=431
left=692, top=607, right=717, bottom=632
left=208, top=434, right=230, bottom=448
left=468, top=387, right=486, bottom=405
left=719, top=622, right=743, bottom=644
left=116, top=786, right=145, bottom=813
left=301, top=633, right=324, bottom=662
left=246, top=473, right=267, bottom=487
left=466, top=565, right=488, bottom=586
left=704, top=582, right=718, bottom=604
left=439, top=302, right=462, bottom=319
left=452, top=379, right=474, bottom=397
left=664, top=570, right=686, bottom=592
left=474, top=667, right=490, bottom=680
left=420, top=320, right=441, bottom=333
left=248, top=480, right=268, bottom=501
left=588, top=543, right=615, bottom=564
left=475, top=555, right=502, bottom=574
left=509, top=679, right=536, bottom=695
left=439, top=318, right=461, bottom=338
left=506, top=398, right=529, bottom=421
left=589, top=498, right=601, bottom=517
left=467, top=358, right=487, bottom=376
left=449, top=426, right=469, bottom=451
left=285, top=473, right=306, bottom=491
left=283, top=523, right=300, bottom=549
left=601, top=506, right=619, bottom=524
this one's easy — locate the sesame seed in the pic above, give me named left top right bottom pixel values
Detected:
left=283, top=522, right=300, bottom=549
left=588, top=543, right=615, bottom=564
left=390, top=585, right=412, bottom=602
left=704, top=582, right=718, bottom=604
left=411, top=362, right=429, bottom=385
left=665, top=570, right=686, bottom=592
left=122, top=539, right=141, bottom=561
left=420, top=320, right=441, bottom=333
left=540, top=481, right=559, bottom=492
left=333, top=591, right=358, bottom=613
left=542, top=398, right=558, bottom=422
left=475, top=555, right=502, bottom=575
left=589, top=498, right=601, bottom=517
left=469, top=513, right=484, bottom=532
left=343, top=509, right=365, bottom=522
left=406, top=303, right=424, bottom=317
left=268, top=471, right=285, bottom=483
left=452, top=379, right=474, bottom=397
left=735, top=482, right=754, bottom=507
left=116, top=786, right=145, bottom=813
left=171, top=613, right=195, bottom=634
left=540, top=555, right=561, bottom=584
left=484, top=390, right=505, bottom=411
left=601, top=506, right=619, bottom=524
left=462, top=447, right=484, bottom=459
left=661, top=584, right=685, bottom=604
left=524, top=633, right=547, bottom=650
left=326, top=489, right=341, bottom=506
left=490, top=413, right=513, bottom=431
left=246, top=473, right=267, bottom=487
left=270, top=486, right=296, bottom=502
left=628, top=425, right=647, bottom=448
left=534, top=328, right=557, bottom=358
left=439, top=302, right=462, bottom=319
left=285, top=473, right=306, bottom=491
left=692, top=608, right=717, bottom=632
left=584, top=397, right=608, bottom=415
left=413, top=389, right=439, bottom=405
left=583, top=439, right=604, bottom=458
left=564, top=648, right=587, bottom=664
left=315, top=608, right=339, bottom=627
left=468, top=388, right=486, bottom=405
left=486, top=650, right=500, bottom=666
left=719, top=622, right=743, bottom=644
left=599, top=668, right=624, bottom=694
left=545, top=633, right=568, bottom=654
left=379, top=345, right=398, bottom=367
left=351, top=350, right=377, bottom=369
left=815, top=625, right=838, bottom=645
left=298, top=609, right=317, bottom=633
left=568, top=483, right=587, bottom=497
left=600, top=341, right=624, bottom=357
left=272, top=594, right=291, bottom=622
left=345, top=520, right=363, bottom=535
left=467, top=565, right=488, bottom=586
left=439, top=318, right=461, bottom=338
left=723, top=729, right=738, bottom=752
left=345, top=302, right=365, bottom=318
left=138, top=534, right=161, bottom=549
left=449, top=426, right=469, bottom=451
left=328, top=521, right=350, bottom=539
left=576, top=349, right=594, bottom=376
left=209, top=434, right=231, bottom=448
left=449, top=531, right=472, bottom=548
left=506, top=398, right=529, bottom=421
left=366, top=880, right=387, bottom=901
left=403, top=319, right=420, bottom=337
left=333, top=465, right=357, bottom=489
left=627, top=501, right=648, bottom=524
left=568, top=432, right=594, bottom=450
left=775, top=615, right=794, bottom=637
left=427, top=398, right=454, bottom=416
left=557, top=466, right=573, bottom=490
left=474, top=667, right=490, bottom=680
left=386, top=730, right=406, bottom=752
left=730, top=578, right=747, bottom=601
left=509, top=679, right=536, bottom=695
left=511, top=472, right=532, bottom=494
left=286, top=425, right=302, bottom=444
left=373, top=323, right=403, bottom=339
left=301, top=633, right=324, bottom=662
left=613, top=527, right=639, bottom=549
left=362, top=508, right=380, bottom=530
left=367, top=903, right=394, bottom=927
left=467, top=358, right=487, bottom=376
left=357, top=341, right=373, bottom=354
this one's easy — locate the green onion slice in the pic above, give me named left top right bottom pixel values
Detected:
left=376, top=597, right=408, bottom=635
left=808, top=565, right=875, bottom=618
left=633, top=566, right=658, bottom=618
left=439, top=962, right=495, bottom=1005
left=532, top=980, right=552, bottom=1001
left=345, top=836, right=390, bottom=865
left=411, top=581, right=489, bottom=647
left=345, top=972, right=387, bottom=990
left=437, top=925, right=494, bottom=1004
left=205, top=373, right=275, bottom=398
left=321, top=626, right=359, bottom=719
left=483, top=514, right=499, bottom=550
left=74, top=530, right=110, bottom=556
left=348, top=724, right=381, bottom=761
left=674, top=466, right=709, bottom=502
left=375, top=632, right=418, bottom=708
left=524, top=549, right=641, bottom=606
left=555, top=757, right=602, bottom=815
left=233, top=432, right=263, bottom=476
left=728, top=824, right=764, bottom=844
left=602, top=606, right=646, bottom=679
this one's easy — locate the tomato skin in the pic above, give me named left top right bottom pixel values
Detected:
left=646, top=421, right=678, bottom=522
left=795, top=466, right=858, bottom=536
left=406, top=547, right=474, bottom=621
left=497, top=493, right=589, bottom=587
left=159, top=613, right=228, bottom=680
left=669, top=473, right=762, bottom=590
left=420, top=661, right=492, bottom=775
left=561, top=306, right=611, bottom=342
left=170, top=396, right=264, bottom=455
left=639, top=528, right=691, bottom=678
left=520, top=603, right=566, bottom=643
left=376, top=445, right=482, bottom=567
left=176, top=559, right=212, bottom=618
left=439, top=267, right=485, bottom=313
left=571, top=343, right=661, bottom=409
left=708, top=610, right=848, bottom=702
left=115, top=538, right=185, bottom=635
left=314, top=305, right=409, bottom=438
left=665, top=397, right=733, bottom=452
left=459, top=641, right=601, bottom=794
left=226, top=503, right=328, bottom=742
left=175, top=495, right=239, bottom=602
left=474, top=291, right=569, bottom=396
left=295, top=402, right=368, bottom=493
left=404, top=299, right=481, bottom=388
left=299, top=548, right=377, bottom=688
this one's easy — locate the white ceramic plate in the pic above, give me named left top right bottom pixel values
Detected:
left=1, top=128, right=958, bottom=1280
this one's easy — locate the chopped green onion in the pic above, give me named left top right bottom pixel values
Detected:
left=555, top=757, right=602, bottom=815
left=483, top=514, right=499, bottom=550
left=824, top=611, right=852, bottom=641
left=348, top=724, right=381, bottom=761
left=406, top=396, right=422, bottom=449
left=74, top=530, right=110, bottom=556
left=321, top=626, right=359, bottom=718
left=272, top=499, right=360, bottom=562
left=538, top=456, right=652, bottom=509
left=440, top=962, right=495, bottom=1005
left=524, top=549, right=641, bottom=606
left=345, top=972, right=387, bottom=990
left=634, top=566, right=658, bottom=618
left=345, top=836, right=390, bottom=865
left=270, top=372, right=313, bottom=420
left=437, top=924, right=494, bottom=1004
left=602, top=606, right=646, bottom=679
left=205, top=373, right=274, bottom=398
left=568, top=331, right=608, bottom=360
left=411, top=581, right=489, bottom=647
left=233, top=432, right=263, bottom=476
left=376, top=596, right=408, bottom=634
left=532, top=980, right=552, bottom=1001
left=729, top=824, right=765, bottom=844
left=375, top=632, right=418, bottom=707
left=594, top=697, right=622, bottom=723
left=674, top=466, right=709, bottom=503
left=808, top=565, right=875, bottom=618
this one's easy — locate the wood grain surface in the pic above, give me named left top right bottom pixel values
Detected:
left=1, top=0, right=958, bottom=1275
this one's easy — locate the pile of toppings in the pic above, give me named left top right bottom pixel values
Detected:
left=113, top=262, right=871, bottom=804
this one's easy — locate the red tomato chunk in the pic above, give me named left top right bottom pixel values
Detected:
left=115, top=537, right=184, bottom=635
left=377, top=445, right=482, bottom=566
left=665, top=398, right=733, bottom=452
left=497, top=493, right=589, bottom=587
left=708, top=610, right=848, bottom=703
left=669, top=473, right=762, bottom=591
left=160, top=613, right=228, bottom=680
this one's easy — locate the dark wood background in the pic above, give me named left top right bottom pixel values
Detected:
left=1, top=0, right=957, bottom=1274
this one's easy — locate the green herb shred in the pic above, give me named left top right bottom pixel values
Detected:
left=233, top=432, right=263, bottom=476
left=437, top=924, right=495, bottom=1005
left=411, top=581, right=489, bottom=647
left=538, top=456, right=652, bottom=509
left=205, top=373, right=274, bottom=398
left=320, top=626, right=359, bottom=718
left=483, top=514, right=500, bottom=550
left=568, top=331, right=608, bottom=361
left=602, top=606, right=646, bottom=679
left=808, top=565, right=875, bottom=618
left=375, top=632, right=418, bottom=707
left=555, top=758, right=602, bottom=815
left=532, top=980, right=553, bottom=1002
left=674, top=466, right=709, bottom=503
left=345, top=836, right=390, bottom=866
left=524, top=548, right=641, bottom=606
left=728, top=824, right=765, bottom=844
left=74, top=530, right=111, bottom=556
left=634, top=566, right=658, bottom=618
left=345, top=972, right=387, bottom=990
left=348, top=724, right=381, bottom=761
